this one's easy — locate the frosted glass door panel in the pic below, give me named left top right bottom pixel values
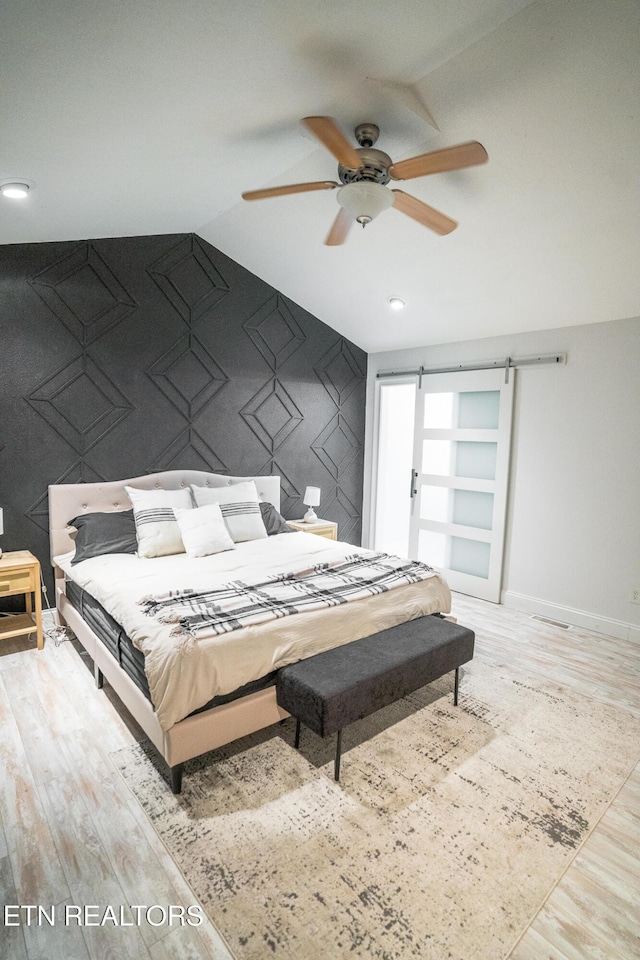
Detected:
left=419, top=487, right=494, bottom=529
left=423, top=389, right=500, bottom=429
left=455, top=442, right=497, bottom=480
left=409, top=368, right=513, bottom=602
left=422, top=440, right=497, bottom=479
left=452, top=490, right=494, bottom=529
left=457, top=391, right=500, bottom=429
left=450, top=537, right=490, bottom=579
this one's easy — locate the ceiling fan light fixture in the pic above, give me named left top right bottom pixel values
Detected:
left=1, top=181, right=30, bottom=199
left=337, top=182, right=393, bottom=227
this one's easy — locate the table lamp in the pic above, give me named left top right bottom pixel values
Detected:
left=303, top=486, right=321, bottom=523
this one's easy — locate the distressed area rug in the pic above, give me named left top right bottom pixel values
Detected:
left=113, top=658, right=639, bottom=960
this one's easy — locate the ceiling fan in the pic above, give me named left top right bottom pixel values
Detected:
left=242, top=116, right=488, bottom=246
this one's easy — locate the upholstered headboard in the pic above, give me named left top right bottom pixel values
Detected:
left=49, top=470, right=281, bottom=562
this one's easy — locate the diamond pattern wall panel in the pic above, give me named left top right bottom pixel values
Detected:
left=147, top=334, right=228, bottom=418
left=244, top=294, right=306, bottom=370
left=314, top=339, right=366, bottom=408
left=147, top=427, right=227, bottom=474
left=0, top=232, right=366, bottom=597
left=29, top=242, right=138, bottom=345
left=240, top=378, right=304, bottom=454
left=311, top=413, right=363, bottom=479
left=28, top=355, right=133, bottom=453
left=322, top=487, right=361, bottom=542
left=148, top=235, right=229, bottom=325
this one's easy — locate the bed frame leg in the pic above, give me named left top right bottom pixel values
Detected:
left=169, top=763, right=183, bottom=794
left=454, top=667, right=460, bottom=706
left=94, top=662, right=104, bottom=689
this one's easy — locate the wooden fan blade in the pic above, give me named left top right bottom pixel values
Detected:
left=242, top=181, right=339, bottom=201
left=302, top=116, right=362, bottom=169
left=389, top=141, right=488, bottom=180
left=324, top=207, right=353, bottom=246
left=392, top=190, right=457, bottom=235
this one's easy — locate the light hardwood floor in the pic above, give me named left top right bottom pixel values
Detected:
left=0, top=597, right=638, bottom=960
left=0, top=611, right=234, bottom=960
left=452, top=594, right=640, bottom=960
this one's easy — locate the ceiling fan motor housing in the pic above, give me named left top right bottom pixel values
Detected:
left=338, top=122, right=392, bottom=185
left=338, top=148, right=392, bottom=186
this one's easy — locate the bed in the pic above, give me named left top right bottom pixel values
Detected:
left=49, top=470, right=452, bottom=791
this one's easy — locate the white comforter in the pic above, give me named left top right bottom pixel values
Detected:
left=57, top=533, right=451, bottom=731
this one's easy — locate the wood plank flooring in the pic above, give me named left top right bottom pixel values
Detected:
left=1, top=597, right=639, bottom=960
left=0, top=612, right=234, bottom=960
left=451, top=595, right=640, bottom=960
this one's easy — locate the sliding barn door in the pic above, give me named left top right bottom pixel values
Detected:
left=408, top=368, right=514, bottom=602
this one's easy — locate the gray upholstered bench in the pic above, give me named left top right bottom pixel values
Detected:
left=276, top=615, right=475, bottom=781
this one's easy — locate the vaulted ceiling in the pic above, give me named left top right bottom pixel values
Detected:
left=2, top=0, right=638, bottom=351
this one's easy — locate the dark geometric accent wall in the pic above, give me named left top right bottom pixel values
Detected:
left=0, top=233, right=367, bottom=597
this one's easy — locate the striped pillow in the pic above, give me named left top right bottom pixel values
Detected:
left=190, top=480, right=268, bottom=543
left=125, top=486, right=192, bottom=558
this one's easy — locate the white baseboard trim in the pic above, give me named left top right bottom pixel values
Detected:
left=502, top=591, right=640, bottom=643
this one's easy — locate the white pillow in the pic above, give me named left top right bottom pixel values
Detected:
left=124, top=486, right=192, bottom=558
left=190, top=480, right=268, bottom=543
left=174, top=503, right=235, bottom=558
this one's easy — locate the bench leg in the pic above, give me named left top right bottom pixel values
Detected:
left=294, top=718, right=301, bottom=750
left=454, top=667, right=460, bottom=706
left=169, top=763, right=183, bottom=795
left=334, top=729, right=342, bottom=782
left=94, top=661, right=103, bottom=690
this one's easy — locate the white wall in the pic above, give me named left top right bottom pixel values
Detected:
left=364, top=317, right=640, bottom=640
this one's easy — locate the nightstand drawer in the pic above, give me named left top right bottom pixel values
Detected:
left=0, top=568, right=35, bottom=595
left=0, top=551, right=43, bottom=650
left=287, top=520, right=338, bottom=540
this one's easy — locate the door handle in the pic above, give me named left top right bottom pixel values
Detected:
left=409, top=469, right=418, bottom=499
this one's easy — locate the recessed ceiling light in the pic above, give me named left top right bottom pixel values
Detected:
left=387, top=297, right=406, bottom=310
left=1, top=181, right=30, bottom=199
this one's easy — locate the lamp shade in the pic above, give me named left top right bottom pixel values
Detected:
left=337, top=182, right=393, bottom=225
left=303, top=486, right=321, bottom=507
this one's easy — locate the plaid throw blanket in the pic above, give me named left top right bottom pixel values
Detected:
left=139, top=552, right=436, bottom=639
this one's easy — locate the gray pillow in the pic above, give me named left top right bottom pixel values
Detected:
left=69, top=510, right=138, bottom=564
left=259, top=502, right=295, bottom=536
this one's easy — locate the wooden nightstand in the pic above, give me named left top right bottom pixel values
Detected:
left=287, top=519, right=338, bottom=541
left=0, top=550, right=44, bottom=650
